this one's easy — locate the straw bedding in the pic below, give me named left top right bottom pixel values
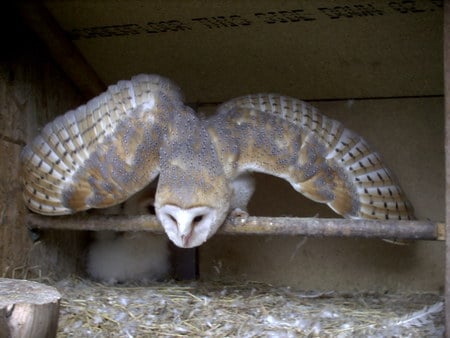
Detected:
left=52, top=277, right=444, bottom=337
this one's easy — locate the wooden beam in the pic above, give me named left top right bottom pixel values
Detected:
left=25, top=213, right=445, bottom=241
left=17, top=2, right=106, bottom=99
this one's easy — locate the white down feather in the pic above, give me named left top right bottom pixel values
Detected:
left=86, top=183, right=170, bottom=284
left=86, top=231, right=169, bottom=284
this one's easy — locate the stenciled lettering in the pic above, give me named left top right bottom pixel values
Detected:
left=70, top=24, right=143, bottom=39
left=254, top=9, right=316, bottom=24
left=145, top=20, right=192, bottom=33
left=388, top=1, right=427, bottom=13
left=191, top=15, right=251, bottom=29
left=318, top=4, right=385, bottom=19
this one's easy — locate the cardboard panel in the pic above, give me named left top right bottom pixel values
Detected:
left=44, top=0, right=443, bottom=102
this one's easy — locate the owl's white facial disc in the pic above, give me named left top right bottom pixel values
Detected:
left=156, top=204, right=218, bottom=248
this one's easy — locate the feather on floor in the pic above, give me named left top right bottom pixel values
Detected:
left=52, top=277, right=444, bottom=337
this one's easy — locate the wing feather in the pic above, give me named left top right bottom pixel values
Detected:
left=21, top=74, right=181, bottom=215
left=214, top=94, right=414, bottom=221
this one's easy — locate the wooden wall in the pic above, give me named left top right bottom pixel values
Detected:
left=0, top=5, right=86, bottom=279
left=444, top=0, right=450, bottom=331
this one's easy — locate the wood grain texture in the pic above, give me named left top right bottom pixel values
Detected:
left=0, top=278, right=60, bottom=338
left=444, top=0, right=450, bottom=331
left=0, top=4, right=85, bottom=278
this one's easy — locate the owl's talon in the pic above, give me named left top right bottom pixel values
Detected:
left=229, top=208, right=249, bottom=225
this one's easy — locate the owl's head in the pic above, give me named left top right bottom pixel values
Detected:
left=154, top=169, right=231, bottom=247
left=155, top=204, right=227, bottom=248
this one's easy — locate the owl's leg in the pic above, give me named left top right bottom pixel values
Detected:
left=122, top=180, right=158, bottom=215
left=229, top=173, right=256, bottom=221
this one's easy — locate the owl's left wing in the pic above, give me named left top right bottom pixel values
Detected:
left=21, top=74, right=181, bottom=215
left=207, top=94, right=414, bottom=221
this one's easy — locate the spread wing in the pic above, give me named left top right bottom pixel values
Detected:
left=21, top=74, right=182, bottom=215
left=208, top=94, right=414, bottom=221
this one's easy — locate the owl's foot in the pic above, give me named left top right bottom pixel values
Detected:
left=229, top=208, right=249, bottom=226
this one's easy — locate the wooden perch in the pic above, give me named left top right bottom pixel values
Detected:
left=0, top=278, right=61, bottom=338
left=25, top=213, right=445, bottom=241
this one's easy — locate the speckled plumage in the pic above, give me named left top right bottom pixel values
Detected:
left=21, top=74, right=414, bottom=248
left=212, top=94, right=414, bottom=221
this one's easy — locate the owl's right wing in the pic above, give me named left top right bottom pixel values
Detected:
left=21, top=74, right=182, bottom=215
left=209, top=94, right=414, bottom=221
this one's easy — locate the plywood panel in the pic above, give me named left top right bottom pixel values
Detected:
left=201, top=236, right=444, bottom=292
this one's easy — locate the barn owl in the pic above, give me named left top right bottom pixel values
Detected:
left=21, top=74, right=414, bottom=248
left=87, top=230, right=169, bottom=284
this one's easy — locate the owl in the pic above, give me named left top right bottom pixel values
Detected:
left=21, top=74, right=414, bottom=248
left=86, top=183, right=169, bottom=284
left=87, top=230, right=169, bottom=284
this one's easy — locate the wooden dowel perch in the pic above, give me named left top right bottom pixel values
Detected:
left=0, top=279, right=61, bottom=338
left=25, top=213, right=445, bottom=241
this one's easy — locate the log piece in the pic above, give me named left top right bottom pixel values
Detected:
left=0, top=279, right=61, bottom=338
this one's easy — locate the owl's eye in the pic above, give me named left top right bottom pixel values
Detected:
left=168, top=214, right=177, bottom=224
left=193, top=215, right=203, bottom=225
left=146, top=205, right=156, bottom=214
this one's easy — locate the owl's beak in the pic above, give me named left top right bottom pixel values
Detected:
left=176, top=215, right=196, bottom=247
left=180, top=232, right=192, bottom=247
